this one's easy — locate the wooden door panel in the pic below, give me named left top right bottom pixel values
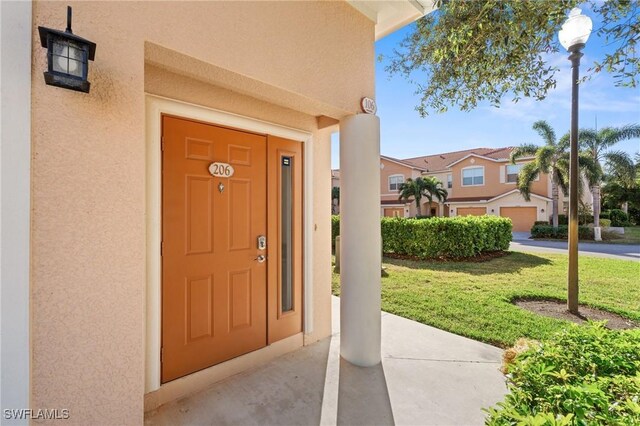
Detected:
left=162, top=116, right=267, bottom=383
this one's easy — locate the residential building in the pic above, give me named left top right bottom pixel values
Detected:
left=1, top=1, right=434, bottom=423
left=334, top=147, right=593, bottom=232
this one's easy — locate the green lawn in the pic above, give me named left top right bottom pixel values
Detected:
left=602, top=226, right=640, bottom=244
left=332, top=252, right=640, bottom=348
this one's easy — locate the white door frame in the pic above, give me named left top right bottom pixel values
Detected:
left=144, top=94, right=314, bottom=392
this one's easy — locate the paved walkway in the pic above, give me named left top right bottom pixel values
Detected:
left=145, top=297, right=507, bottom=425
left=510, top=233, right=640, bottom=261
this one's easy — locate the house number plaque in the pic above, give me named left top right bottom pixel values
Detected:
left=209, top=162, right=235, bottom=178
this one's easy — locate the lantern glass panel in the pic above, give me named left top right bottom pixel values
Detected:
left=51, top=38, right=84, bottom=77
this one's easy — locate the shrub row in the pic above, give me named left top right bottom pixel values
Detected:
left=331, top=215, right=512, bottom=259
left=486, top=322, right=640, bottom=425
left=531, top=224, right=594, bottom=240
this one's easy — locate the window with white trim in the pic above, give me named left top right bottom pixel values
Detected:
left=389, top=175, right=404, bottom=191
left=506, top=164, right=522, bottom=183
left=447, top=174, right=452, bottom=189
left=462, top=167, right=484, bottom=186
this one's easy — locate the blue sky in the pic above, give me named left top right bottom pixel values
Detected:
left=332, top=8, right=640, bottom=169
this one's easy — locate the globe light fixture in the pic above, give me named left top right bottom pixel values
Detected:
left=38, top=6, right=96, bottom=93
left=558, top=8, right=593, bottom=52
left=559, top=7, right=592, bottom=314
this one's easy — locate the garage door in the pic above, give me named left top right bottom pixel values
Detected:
left=384, top=208, right=404, bottom=217
left=457, top=207, right=486, bottom=216
left=500, top=207, right=537, bottom=232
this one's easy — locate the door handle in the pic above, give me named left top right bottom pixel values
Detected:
left=255, top=255, right=266, bottom=263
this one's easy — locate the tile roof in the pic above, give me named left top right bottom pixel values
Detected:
left=401, top=147, right=515, bottom=172
left=380, top=155, right=426, bottom=171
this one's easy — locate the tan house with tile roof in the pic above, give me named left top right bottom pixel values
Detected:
left=334, top=147, right=593, bottom=232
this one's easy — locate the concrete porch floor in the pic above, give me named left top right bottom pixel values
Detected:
left=145, top=297, right=507, bottom=425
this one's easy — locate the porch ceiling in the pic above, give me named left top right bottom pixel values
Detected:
left=347, top=0, right=437, bottom=40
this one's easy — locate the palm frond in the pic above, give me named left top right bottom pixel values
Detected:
left=532, top=120, right=557, bottom=146
left=601, top=124, right=640, bottom=146
left=516, top=162, right=539, bottom=202
left=558, top=132, right=571, bottom=152
left=510, top=144, right=538, bottom=163
left=578, top=152, right=601, bottom=188
left=577, top=128, right=598, bottom=154
left=535, top=146, right=556, bottom=172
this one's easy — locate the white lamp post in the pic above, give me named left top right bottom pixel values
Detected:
left=558, top=8, right=592, bottom=314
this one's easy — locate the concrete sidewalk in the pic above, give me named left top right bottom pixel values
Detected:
left=145, top=297, right=507, bottom=425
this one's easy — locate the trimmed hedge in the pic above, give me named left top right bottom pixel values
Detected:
left=331, top=215, right=512, bottom=258
left=531, top=224, right=594, bottom=240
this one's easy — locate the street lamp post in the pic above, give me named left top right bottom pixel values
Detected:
left=559, top=8, right=592, bottom=315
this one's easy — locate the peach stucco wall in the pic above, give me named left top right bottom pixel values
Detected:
left=31, top=1, right=373, bottom=424
left=450, top=157, right=549, bottom=199
left=380, top=158, right=419, bottom=201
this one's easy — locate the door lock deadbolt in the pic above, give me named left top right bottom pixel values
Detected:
left=257, top=235, right=266, bottom=250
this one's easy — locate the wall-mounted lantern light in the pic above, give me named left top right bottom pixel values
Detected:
left=491, top=209, right=495, bottom=213
left=38, top=6, right=96, bottom=93
left=541, top=208, right=545, bottom=213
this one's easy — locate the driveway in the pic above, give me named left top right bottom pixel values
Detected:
left=510, top=233, right=640, bottom=261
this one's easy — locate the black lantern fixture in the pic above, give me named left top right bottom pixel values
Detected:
left=38, top=6, right=96, bottom=93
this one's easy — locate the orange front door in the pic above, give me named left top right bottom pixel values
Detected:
left=161, top=116, right=267, bottom=383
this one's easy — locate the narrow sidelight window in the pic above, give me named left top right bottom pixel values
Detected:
left=281, top=156, right=293, bottom=312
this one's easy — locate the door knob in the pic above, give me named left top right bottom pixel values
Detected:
left=255, top=255, right=266, bottom=263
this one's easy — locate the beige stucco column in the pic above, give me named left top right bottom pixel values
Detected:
left=339, top=113, right=381, bottom=367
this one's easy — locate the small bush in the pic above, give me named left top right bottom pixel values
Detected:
left=381, top=215, right=511, bottom=259
left=486, top=322, right=640, bottom=425
left=531, top=224, right=594, bottom=240
left=331, top=215, right=512, bottom=258
left=599, top=218, right=612, bottom=227
left=534, top=221, right=550, bottom=226
left=607, top=209, right=631, bottom=227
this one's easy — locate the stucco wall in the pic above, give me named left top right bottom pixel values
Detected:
left=450, top=157, right=549, bottom=199
left=31, top=1, right=373, bottom=424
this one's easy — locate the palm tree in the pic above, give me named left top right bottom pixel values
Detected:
left=511, top=121, right=600, bottom=228
left=420, top=176, right=448, bottom=216
left=511, top=121, right=569, bottom=228
left=578, top=124, right=640, bottom=227
left=398, top=178, right=427, bottom=217
left=398, top=177, right=447, bottom=217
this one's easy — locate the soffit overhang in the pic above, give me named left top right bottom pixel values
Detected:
left=347, top=0, right=437, bottom=40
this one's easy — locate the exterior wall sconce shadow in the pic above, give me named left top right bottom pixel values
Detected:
left=38, top=6, right=96, bottom=93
